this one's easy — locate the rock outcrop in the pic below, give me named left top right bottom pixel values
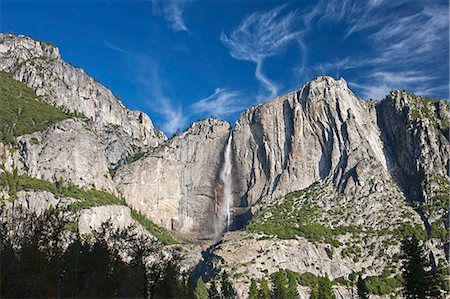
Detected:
left=17, top=119, right=116, bottom=193
left=377, top=91, right=450, bottom=203
left=0, top=33, right=166, bottom=167
left=115, top=118, right=231, bottom=237
left=232, top=77, right=389, bottom=210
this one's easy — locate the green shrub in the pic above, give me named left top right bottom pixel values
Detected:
left=430, top=220, right=448, bottom=242
left=364, top=274, right=403, bottom=295
left=0, top=171, right=126, bottom=209
left=63, top=221, right=78, bottom=232
left=333, top=276, right=352, bottom=287
left=66, top=185, right=126, bottom=212
left=296, top=272, right=319, bottom=287
left=392, top=223, right=427, bottom=241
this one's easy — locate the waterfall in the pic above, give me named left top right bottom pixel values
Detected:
left=214, top=133, right=233, bottom=237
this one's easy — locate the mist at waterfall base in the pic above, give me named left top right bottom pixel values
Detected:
left=214, top=133, right=234, bottom=239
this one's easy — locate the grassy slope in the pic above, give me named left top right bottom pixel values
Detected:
left=0, top=171, right=177, bottom=245
left=0, top=71, right=70, bottom=143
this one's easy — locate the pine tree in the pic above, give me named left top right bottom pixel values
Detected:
left=286, top=270, right=299, bottom=299
left=401, top=236, right=442, bottom=298
left=208, top=280, right=220, bottom=299
left=195, top=277, right=208, bottom=299
left=356, top=275, right=369, bottom=299
left=271, top=270, right=289, bottom=299
left=248, top=278, right=259, bottom=299
left=221, top=271, right=235, bottom=299
left=8, top=167, right=18, bottom=195
left=311, top=276, right=335, bottom=299
left=258, top=277, right=270, bottom=299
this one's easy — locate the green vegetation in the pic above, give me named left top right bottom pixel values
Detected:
left=341, top=245, right=362, bottom=262
left=332, top=276, right=352, bottom=287
left=0, top=71, right=72, bottom=144
left=245, top=185, right=364, bottom=246
left=0, top=170, right=126, bottom=210
left=286, top=270, right=300, bottom=298
left=364, top=274, right=402, bottom=295
left=310, top=275, right=335, bottom=299
left=392, top=222, right=427, bottom=241
left=0, top=209, right=193, bottom=299
left=130, top=208, right=178, bottom=245
left=258, top=277, right=270, bottom=299
left=273, top=270, right=403, bottom=296
left=0, top=170, right=178, bottom=245
left=270, top=270, right=334, bottom=299
left=248, top=279, right=258, bottom=299
left=208, top=280, right=220, bottom=299
left=270, top=270, right=289, bottom=298
left=0, top=169, right=58, bottom=196
left=401, top=236, right=443, bottom=298
left=195, top=277, right=208, bottom=299
left=357, top=276, right=369, bottom=299
left=430, top=219, right=448, bottom=242
left=402, top=91, right=449, bottom=130
left=297, top=272, right=320, bottom=287
left=219, top=271, right=235, bottom=299
left=63, top=221, right=78, bottom=232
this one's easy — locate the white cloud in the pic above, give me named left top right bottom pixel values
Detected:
left=349, top=71, right=437, bottom=99
left=291, top=0, right=448, bottom=99
left=152, top=0, right=191, bottom=32
left=130, top=55, right=188, bottom=134
left=104, top=40, right=128, bottom=54
left=157, top=96, right=188, bottom=134
left=190, top=88, right=243, bottom=117
left=371, top=5, right=448, bottom=65
left=221, top=4, right=304, bottom=99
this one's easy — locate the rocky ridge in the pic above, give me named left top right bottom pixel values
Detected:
left=0, top=33, right=166, bottom=168
left=0, top=34, right=448, bottom=298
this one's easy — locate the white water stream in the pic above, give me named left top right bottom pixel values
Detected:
left=214, top=133, right=233, bottom=238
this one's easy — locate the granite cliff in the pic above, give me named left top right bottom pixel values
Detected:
left=0, top=34, right=448, bottom=298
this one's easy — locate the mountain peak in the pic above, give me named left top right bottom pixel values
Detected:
left=304, top=76, right=348, bottom=92
left=0, top=33, right=60, bottom=61
left=298, top=75, right=355, bottom=108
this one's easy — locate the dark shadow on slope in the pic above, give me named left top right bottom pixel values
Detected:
left=191, top=241, right=225, bottom=285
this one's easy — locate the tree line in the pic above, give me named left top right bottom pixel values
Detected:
left=0, top=208, right=194, bottom=298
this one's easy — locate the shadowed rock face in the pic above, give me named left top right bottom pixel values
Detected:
left=376, top=91, right=450, bottom=203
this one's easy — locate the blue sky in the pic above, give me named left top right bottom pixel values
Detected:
left=1, top=0, right=449, bottom=134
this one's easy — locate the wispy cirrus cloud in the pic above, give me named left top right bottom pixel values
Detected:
left=190, top=88, right=243, bottom=117
left=133, top=55, right=188, bottom=134
left=103, top=41, right=243, bottom=134
left=104, top=40, right=128, bottom=54
left=349, top=71, right=436, bottom=99
left=221, top=5, right=304, bottom=99
left=291, top=0, right=448, bottom=99
left=101, top=41, right=187, bottom=133
left=152, top=0, right=191, bottom=32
